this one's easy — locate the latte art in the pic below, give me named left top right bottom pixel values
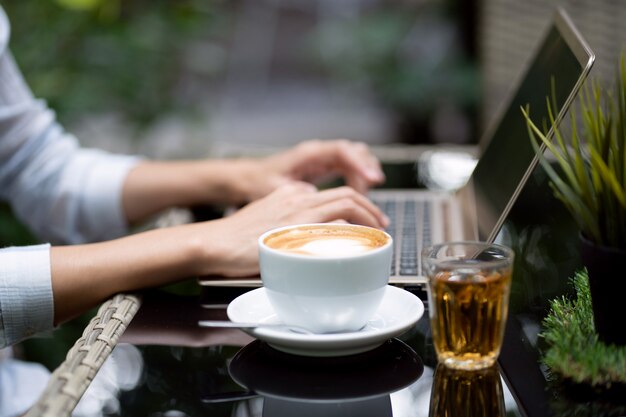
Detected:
left=264, top=225, right=388, bottom=257
left=297, top=238, right=372, bottom=256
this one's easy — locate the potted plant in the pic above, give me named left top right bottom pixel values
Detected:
left=522, top=57, right=626, bottom=346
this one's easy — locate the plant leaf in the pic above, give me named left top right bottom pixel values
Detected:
left=589, top=145, right=626, bottom=209
left=522, top=106, right=583, bottom=196
left=524, top=113, right=601, bottom=241
left=570, top=114, right=597, bottom=214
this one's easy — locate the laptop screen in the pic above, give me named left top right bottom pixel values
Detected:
left=470, top=9, right=594, bottom=242
left=480, top=9, right=595, bottom=415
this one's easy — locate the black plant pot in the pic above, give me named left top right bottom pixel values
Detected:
left=580, top=234, right=626, bottom=346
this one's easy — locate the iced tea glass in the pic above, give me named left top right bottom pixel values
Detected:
left=423, top=242, right=514, bottom=370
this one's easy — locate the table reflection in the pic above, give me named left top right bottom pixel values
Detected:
left=58, top=288, right=523, bottom=416
left=74, top=344, right=144, bottom=416
left=429, top=364, right=505, bottom=417
left=228, top=338, right=424, bottom=417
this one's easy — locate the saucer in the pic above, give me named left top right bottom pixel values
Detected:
left=227, top=285, right=424, bottom=357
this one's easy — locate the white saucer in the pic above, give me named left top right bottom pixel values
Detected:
left=227, top=285, right=425, bottom=357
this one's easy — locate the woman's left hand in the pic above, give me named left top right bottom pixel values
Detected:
left=234, top=139, right=386, bottom=202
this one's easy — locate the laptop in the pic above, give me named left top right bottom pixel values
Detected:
left=199, top=8, right=594, bottom=289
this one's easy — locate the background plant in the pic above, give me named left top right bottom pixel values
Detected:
left=2, top=0, right=228, bottom=131
left=311, top=1, right=479, bottom=144
left=522, top=58, right=626, bottom=248
left=0, top=0, right=229, bottom=239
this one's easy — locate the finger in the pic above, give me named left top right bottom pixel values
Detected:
left=286, top=140, right=385, bottom=193
left=238, top=181, right=316, bottom=216
left=344, top=171, right=369, bottom=195
left=333, top=140, right=385, bottom=185
left=303, top=197, right=384, bottom=229
left=309, top=186, right=389, bottom=228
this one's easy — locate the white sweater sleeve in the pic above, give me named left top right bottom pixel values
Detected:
left=0, top=245, right=53, bottom=348
left=0, top=6, right=140, bottom=347
left=0, top=10, right=139, bottom=244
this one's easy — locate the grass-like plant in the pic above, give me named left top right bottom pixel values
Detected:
left=521, top=57, right=626, bottom=248
left=541, top=269, right=626, bottom=387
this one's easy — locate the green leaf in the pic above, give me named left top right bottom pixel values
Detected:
left=55, top=0, right=104, bottom=11
left=570, top=115, right=597, bottom=213
left=522, top=106, right=583, bottom=196
left=589, top=145, right=626, bottom=208
left=523, top=111, right=601, bottom=241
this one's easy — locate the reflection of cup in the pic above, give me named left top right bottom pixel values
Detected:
left=258, top=223, right=393, bottom=334
left=261, top=396, right=391, bottom=417
left=422, top=242, right=514, bottom=370
left=229, top=339, right=423, bottom=417
left=429, top=363, right=506, bottom=417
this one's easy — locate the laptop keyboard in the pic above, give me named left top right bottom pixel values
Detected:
left=372, top=197, right=432, bottom=277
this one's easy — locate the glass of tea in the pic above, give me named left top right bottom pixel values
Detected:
left=422, top=242, right=514, bottom=370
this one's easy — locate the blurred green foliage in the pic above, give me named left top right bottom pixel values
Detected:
left=0, top=203, right=38, bottom=246
left=2, top=0, right=229, bottom=130
left=311, top=2, right=479, bottom=143
left=0, top=0, right=232, bottom=246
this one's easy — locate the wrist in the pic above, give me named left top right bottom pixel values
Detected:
left=189, top=159, right=257, bottom=206
left=218, top=159, right=259, bottom=205
left=186, top=219, right=256, bottom=278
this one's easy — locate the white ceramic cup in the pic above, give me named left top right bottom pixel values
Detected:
left=258, top=223, right=393, bottom=334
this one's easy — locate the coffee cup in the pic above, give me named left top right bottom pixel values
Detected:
left=258, top=223, right=393, bottom=334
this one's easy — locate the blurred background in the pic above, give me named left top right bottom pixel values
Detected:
left=2, top=0, right=626, bottom=161
left=2, top=0, right=626, bottom=369
left=3, top=0, right=625, bottom=159
left=2, top=0, right=480, bottom=160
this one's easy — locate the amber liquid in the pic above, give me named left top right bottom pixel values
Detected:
left=429, top=363, right=506, bottom=417
left=429, top=268, right=512, bottom=370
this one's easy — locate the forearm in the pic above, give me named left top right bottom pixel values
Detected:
left=50, top=225, right=209, bottom=323
left=122, top=159, right=253, bottom=224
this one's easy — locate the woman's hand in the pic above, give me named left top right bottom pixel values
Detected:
left=233, top=139, right=386, bottom=202
left=194, top=182, right=389, bottom=277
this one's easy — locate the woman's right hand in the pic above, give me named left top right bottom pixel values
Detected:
left=194, top=182, right=389, bottom=278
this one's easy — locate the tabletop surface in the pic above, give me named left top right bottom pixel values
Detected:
left=85, top=160, right=626, bottom=417
left=73, top=274, right=626, bottom=417
left=105, top=286, right=525, bottom=417
left=19, top=157, right=626, bottom=417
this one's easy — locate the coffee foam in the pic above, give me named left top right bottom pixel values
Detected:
left=296, top=238, right=373, bottom=256
left=264, top=225, right=388, bottom=257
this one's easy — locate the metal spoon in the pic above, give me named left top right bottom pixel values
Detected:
left=198, top=320, right=314, bottom=334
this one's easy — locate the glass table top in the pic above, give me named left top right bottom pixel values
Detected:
left=73, top=287, right=524, bottom=417
left=14, top=158, right=626, bottom=417
left=70, top=160, right=626, bottom=417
